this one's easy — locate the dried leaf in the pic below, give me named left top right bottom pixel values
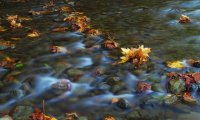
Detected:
left=27, top=30, right=40, bottom=38
left=7, top=15, right=22, bottom=28
left=183, top=92, right=196, bottom=103
left=29, top=108, right=57, bottom=120
left=167, top=61, right=185, bottom=69
left=101, top=39, right=119, bottom=50
left=0, top=26, right=7, bottom=32
left=111, top=98, right=119, bottom=104
left=0, top=57, right=15, bottom=69
left=179, top=15, right=191, bottom=24
left=118, top=45, right=151, bottom=66
left=51, top=27, right=68, bottom=32
left=104, top=115, right=116, bottom=120
left=58, top=6, right=72, bottom=12
left=87, top=29, right=101, bottom=37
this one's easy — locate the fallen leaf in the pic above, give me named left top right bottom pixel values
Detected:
left=183, top=92, right=196, bottom=103
left=104, top=115, right=116, bottom=120
left=51, top=27, right=68, bottom=32
left=179, top=15, right=191, bottom=24
left=50, top=46, right=68, bottom=53
left=27, top=30, right=40, bottom=38
left=0, top=57, right=15, bottom=69
left=101, top=39, right=119, bottom=50
left=29, top=108, right=57, bottom=120
left=87, top=29, right=101, bottom=37
left=111, top=98, right=119, bottom=104
left=58, top=6, right=72, bottom=12
left=167, top=61, right=185, bottom=69
left=0, top=26, right=7, bottom=32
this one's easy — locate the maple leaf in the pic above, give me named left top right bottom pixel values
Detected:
left=118, top=45, right=151, bottom=66
left=167, top=61, right=185, bottom=69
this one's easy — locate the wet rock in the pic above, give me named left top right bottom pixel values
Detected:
left=168, top=79, right=185, bottom=94
left=192, top=61, right=200, bottom=68
left=97, top=83, right=111, bottom=91
left=78, top=76, right=96, bottom=84
left=79, top=116, right=88, bottom=120
left=116, top=98, right=130, bottom=109
left=13, top=105, right=34, bottom=120
left=164, top=94, right=178, bottom=104
left=151, top=83, right=164, bottom=92
left=0, top=115, right=12, bottom=120
left=67, top=69, right=84, bottom=79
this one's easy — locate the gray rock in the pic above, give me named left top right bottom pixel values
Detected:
left=13, top=105, right=34, bottom=120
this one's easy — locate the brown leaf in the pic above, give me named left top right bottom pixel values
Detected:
left=51, top=27, right=68, bottom=32
left=137, top=82, right=151, bottom=92
left=179, top=15, right=191, bottom=24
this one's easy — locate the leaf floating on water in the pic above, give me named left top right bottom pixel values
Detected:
left=29, top=108, right=57, bottom=120
left=118, top=45, right=151, bottom=66
left=51, top=27, right=68, bottom=32
left=111, top=98, right=119, bottom=104
left=0, top=26, right=7, bottom=32
left=19, top=16, right=32, bottom=21
left=179, top=15, right=191, bottom=24
left=167, top=61, right=185, bottom=69
left=27, top=30, right=40, bottom=38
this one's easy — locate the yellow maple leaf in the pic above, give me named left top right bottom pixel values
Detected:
left=44, top=114, right=57, bottom=120
left=167, top=61, right=185, bottom=69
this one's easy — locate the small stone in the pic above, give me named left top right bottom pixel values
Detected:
left=116, top=98, right=130, bottom=109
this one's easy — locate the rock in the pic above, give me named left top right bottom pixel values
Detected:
left=151, top=83, right=164, bottom=92
left=105, top=77, right=121, bottom=86
left=164, top=94, right=178, bottom=104
left=13, top=105, right=34, bottom=120
left=168, top=79, right=185, bottom=94
left=78, top=76, right=96, bottom=84
left=116, top=98, right=130, bottom=109
left=0, top=115, right=13, bottom=120
left=79, top=116, right=88, bottom=120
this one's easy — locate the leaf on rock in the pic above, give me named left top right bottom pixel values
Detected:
left=167, top=61, right=185, bottom=69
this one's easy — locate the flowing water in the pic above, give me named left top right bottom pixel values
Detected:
left=0, top=0, right=200, bottom=120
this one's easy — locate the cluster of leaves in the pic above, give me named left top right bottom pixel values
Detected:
left=64, top=12, right=91, bottom=32
left=118, top=45, right=151, bottom=66
left=7, top=15, right=23, bottom=28
left=29, top=108, right=57, bottom=120
left=167, top=72, right=200, bottom=103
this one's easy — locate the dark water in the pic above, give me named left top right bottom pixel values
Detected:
left=0, top=0, right=200, bottom=120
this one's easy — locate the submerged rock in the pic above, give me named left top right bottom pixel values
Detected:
left=116, top=98, right=131, bottom=109
left=13, top=105, right=34, bottom=120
